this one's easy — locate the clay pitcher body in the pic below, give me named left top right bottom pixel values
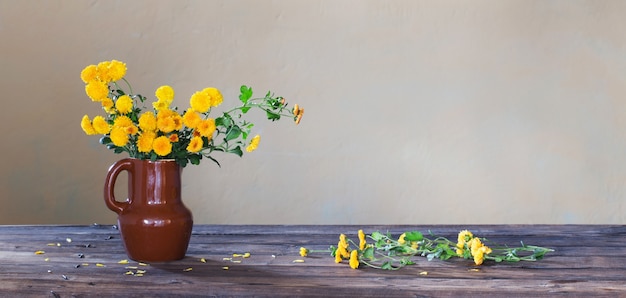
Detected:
left=104, top=158, right=193, bottom=262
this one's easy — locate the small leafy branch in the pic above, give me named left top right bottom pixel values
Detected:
left=300, top=229, right=554, bottom=270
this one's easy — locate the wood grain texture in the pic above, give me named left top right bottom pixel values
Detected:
left=0, top=225, right=625, bottom=297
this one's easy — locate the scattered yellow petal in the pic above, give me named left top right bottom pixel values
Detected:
left=232, top=253, right=243, bottom=257
left=200, top=258, right=206, bottom=263
left=469, top=268, right=480, bottom=272
left=135, top=273, right=144, bottom=277
left=35, top=251, right=45, bottom=255
left=292, top=259, right=305, bottom=263
left=117, top=259, right=129, bottom=264
left=96, top=263, right=105, bottom=267
left=136, top=270, right=146, bottom=274
left=183, top=267, right=193, bottom=272
left=138, top=262, right=149, bottom=266
left=47, top=243, right=56, bottom=246
left=66, top=238, right=72, bottom=243
left=124, top=271, right=134, bottom=275
left=81, top=263, right=89, bottom=266
left=231, top=260, right=242, bottom=263
left=56, top=243, right=61, bottom=247
left=222, top=266, right=229, bottom=270
left=222, top=257, right=232, bottom=261
left=44, top=258, right=50, bottom=262
left=243, top=252, right=251, bottom=258
left=420, top=271, right=428, bottom=276
left=125, top=266, right=138, bottom=269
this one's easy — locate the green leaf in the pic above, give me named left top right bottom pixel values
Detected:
left=176, top=158, right=188, bottom=168
left=189, top=154, right=201, bottom=165
left=225, top=126, right=242, bottom=141
left=381, top=262, right=393, bottom=270
left=239, top=85, right=253, bottom=103
left=216, top=113, right=233, bottom=127
left=113, top=147, right=125, bottom=154
left=241, top=106, right=251, bottom=114
left=266, top=110, right=280, bottom=121
left=370, top=231, right=384, bottom=241
left=400, top=259, right=415, bottom=266
left=404, top=231, right=423, bottom=242
left=228, top=146, right=243, bottom=157
left=362, top=247, right=374, bottom=260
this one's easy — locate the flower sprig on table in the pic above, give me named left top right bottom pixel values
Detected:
left=80, top=60, right=303, bottom=167
left=300, top=229, right=553, bottom=270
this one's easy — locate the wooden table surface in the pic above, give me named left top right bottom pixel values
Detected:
left=0, top=224, right=625, bottom=297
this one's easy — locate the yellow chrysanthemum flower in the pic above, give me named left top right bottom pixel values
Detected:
left=101, top=98, right=114, bottom=113
left=472, top=246, right=492, bottom=265
left=182, top=109, right=201, bottom=129
left=152, top=99, right=170, bottom=111
left=473, top=248, right=485, bottom=265
left=398, top=233, right=407, bottom=245
left=169, top=134, right=179, bottom=143
left=96, top=61, right=112, bottom=83
left=202, top=87, right=223, bottom=108
left=458, top=230, right=473, bottom=244
left=156, top=110, right=180, bottom=133
left=137, top=131, right=155, bottom=153
left=358, top=230, right=366, bottom=250
left=85, top=81, right=109, bottom=102
left=80, top=115, right=97, bottom=135
left=246, top=135, right=260, bottom=153
left=469, top=238, right=482, bottom=257
left=196, top=118, right=216, bottom=138
left=125, top=125, right=139, bottom=135
left=80, top=64, right=98, bottom=83
left=138, top=111, right=157, bottom=132
left=110, top=127, right=129, bottom=147
left=186, top=136, right=203, bottom=153
left=113, top=116, right=133, bottom=129
left=456, top=229, right=474, bottom=255
left=155, top=85, right=174, bottom=103
left=115, top=95, right=133, bottom=114
left=299, top=247, right=308, bottom=257
left=189, top=90, right=211, bottom=113
left=92, top=116, right=111, bottom=134
left=152, top=136, right=172, bottom=156
left=112, top=116, right=138, bottom=136
left=335, top=250, right=343, bottom=263
left=108, top=60, right=127, bottom=82
left=337, top=234, right=350, bottom=258
left=349, top=250, right=359, bottom=269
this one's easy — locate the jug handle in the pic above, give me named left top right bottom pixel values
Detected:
left=103, top=158, right=133, bottom=214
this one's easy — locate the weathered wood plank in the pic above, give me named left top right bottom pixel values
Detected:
left=0, top=225, right=625, bottom=297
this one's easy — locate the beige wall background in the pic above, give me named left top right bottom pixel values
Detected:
left=1, top=0, right=625, bottom=225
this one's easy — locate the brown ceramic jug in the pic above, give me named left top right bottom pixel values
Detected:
left=104, top=158, right=193, bottom=262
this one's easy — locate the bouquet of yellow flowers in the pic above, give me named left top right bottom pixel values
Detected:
left=80, top=60, right=303, bottom=167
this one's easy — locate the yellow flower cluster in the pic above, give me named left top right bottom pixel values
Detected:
left=293, top=104, right=304, bottom=125
left=456, top=230, right=492, bottom=265
left=80, top=60, right=303, bottom=167
left=333, top=230, right=366, bottom=269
